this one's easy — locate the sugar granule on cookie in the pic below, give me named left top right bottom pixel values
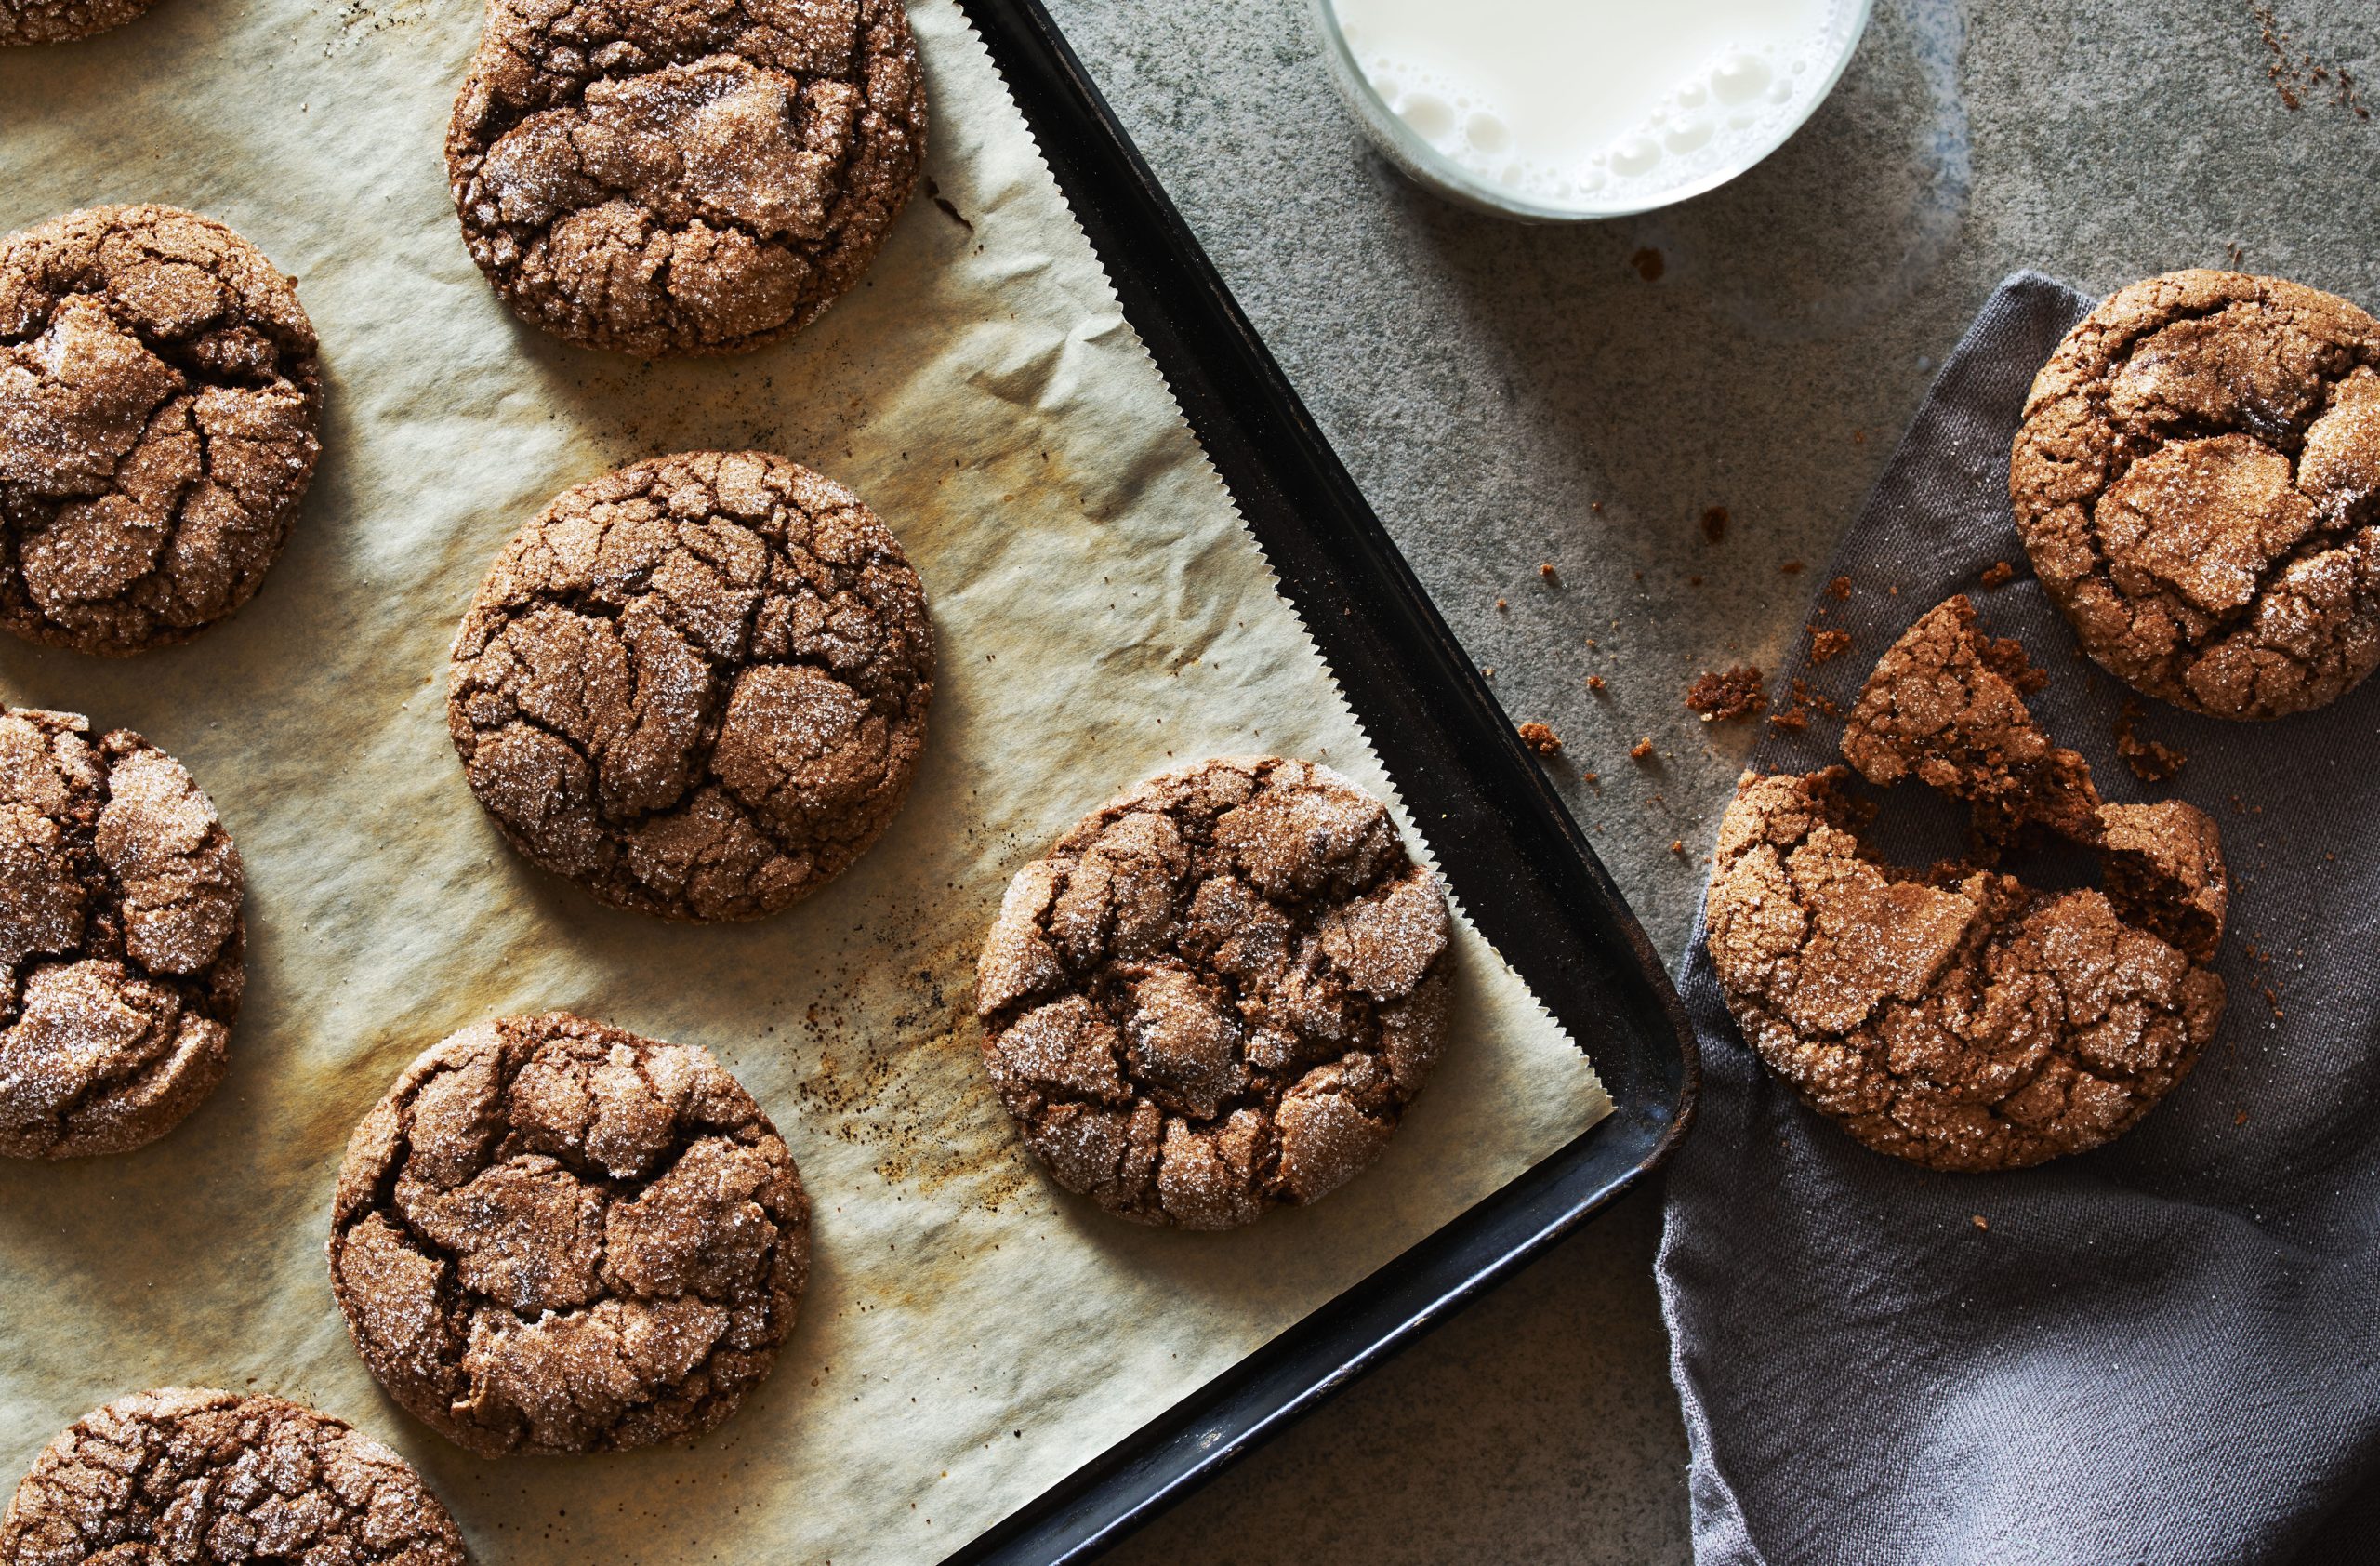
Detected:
left=0, top=206, right=320, bottom=655
left=0, top=708, right=244, bottom=1160
left=445, top=0, right=928, bottom=356
left=0, top=1389, right=467, bottom=1565
left=328, top=1012, right=810, bottom=1456
left=448, top=449, right=933, bottom=922
left=2011, top=270, right=2380, bottom=719
left=975, top=757, right=1450, bottom=1230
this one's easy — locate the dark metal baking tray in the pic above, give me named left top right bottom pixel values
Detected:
left=944, top=2, right=1700, bottom=1560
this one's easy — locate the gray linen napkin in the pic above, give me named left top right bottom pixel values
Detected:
left=1658, top=272, right=2380, bottom=1566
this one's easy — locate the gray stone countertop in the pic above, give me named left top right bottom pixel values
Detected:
left=1031, top=0, right=2380, bottom=1560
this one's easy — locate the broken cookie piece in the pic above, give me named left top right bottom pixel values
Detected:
left=1841, top=595, right=2100, bottom=848
left=1705, top=769, right=2228, bottom=1171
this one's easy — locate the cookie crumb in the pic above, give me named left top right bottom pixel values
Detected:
left=1971, top=1214, right=1990, bottom=1231
left=1630, top=737, right=1655, bottom=761
left=1539, top=562, right=1557, bottom=581
left=1587, top=674, right=1607, bottom=693
left=1685, top=665, right=1766, bottom=721
left=2114, top=699, right=2188, bottom=782
left=1516, top=722, right=1564, bottom=756
left=1630, top=246, right=1666, bottom=281
left=1496, top=597, right=1508, bottom=610
left=1669, top=839, right=1686, bottom=856
left=1580, top=770, right=1600, bottom=785
left=1808, top=628, right=1853, bottom=664
left=1826, top=576, right=1852, bottom=601
left=1781, top=560, right=1805, bottom=575
left=1700, top=506, right=1729, bottom=544
left=2236, top=1109, right=2251, bottom=1126
left=1979, top=560, right=2016, bottom=589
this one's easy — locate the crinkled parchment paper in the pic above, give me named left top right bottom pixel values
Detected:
left=0, top=3, right=1609, bottom=1559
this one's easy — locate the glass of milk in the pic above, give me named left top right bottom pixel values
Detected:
left=1313, top=0, right=1875, bottom=219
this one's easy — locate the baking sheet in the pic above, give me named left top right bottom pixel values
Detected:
left=0, top=2, right=1611, bottom=1560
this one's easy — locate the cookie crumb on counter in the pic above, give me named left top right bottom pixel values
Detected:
left=1581, top=770, right=1599, bottom=785
left=1631, top=246, right=1666, bottom=281
left=1630, top=737, right=1655, bottom=761
left=1971, top=1214, right=1990, bottom=1232
left=1979, top=560, right=2016, bottom=589
left=1780, top=560, right=1805, bottom=575
left=1700, top=506, right=1729, bottom=544
left=1516, top=722, right=1564, bottom=756
left=1669, top=839, right=1686, bottom=856
left=1686, top=665, right=1766, bottom=721
left=1540, top=562, right=1557, bottom=581
left=1495, top=597, right=1508, bottom=610
left=1587, top=674, right=1607, bottom=693
left=1809, top=627, right=1852, bottom=663
left=2115, top=699, right=2188, bottom=781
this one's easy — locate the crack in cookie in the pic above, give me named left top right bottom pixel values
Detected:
left=0, top=206, right=320, bottom=656
left=1, top=1389, right=468, bottom=1565
left=328, top=1012, right=809, bottom=1457
left=2011, top=269, right=2380, bottom=719
left=445, top=0, right=927, bottom=355
left=0, top=708, right=243, bottom=1160
left=448, top=449, right=932, bottom=921
left=977, top=757, right=1451, bottom=1229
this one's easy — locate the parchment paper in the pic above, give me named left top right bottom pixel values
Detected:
left=0, top=3, right=1609, bottom=1560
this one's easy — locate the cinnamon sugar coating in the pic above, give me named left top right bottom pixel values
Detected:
left=447, top=450, right=932, bottom=921
left=0, top=1388, right=467, bottom=1566
left=0, top=708, right=243, bottom=1160
left=0, top=206, right=320, bottom=654
left=977, top=757, right=1452, bottom=1230
left=445, top=0, right=927, bottom=356
left=328, top=1013, right=809, bottom=1456
left=2012, top=270, right=2380, bottom=719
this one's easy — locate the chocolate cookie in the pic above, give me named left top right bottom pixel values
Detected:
left=0, top=708, right=243, bottom=1160
left=0, top=0, right=157, bottom=44
left=0, top=1387, right=467, bottom=1566
left=976, top=757, right=1452, bottom=1230
left=328, top=1013, right=810, bottom=1456
left=1840, top=595, right=2099, bottom=849
left=445, top=0, right=928, bottom=356
left=0, top=206, right=321, bottom=655
left=447, top=450, right=932, bottom=922
left=1705, top=769, right=2227, bottom=1171
left=2011, top=270, right=2380, bottom=719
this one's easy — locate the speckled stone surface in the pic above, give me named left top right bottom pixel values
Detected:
left=1044, top=0, right=2380, bottom=1559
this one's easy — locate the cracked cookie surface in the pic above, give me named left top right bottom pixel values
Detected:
left=328, top=1012, right=809, bottom=1457
left=1, top=1388, right=468, bottom=1566
left=0, top=206, right=320, bottom=655
left=0, top=0, right=158, bottom=44
left=447, top=449, right=932, bottom=922
left=0, top=707, right=243, bottom=1160
left=977, top=757, right=1451, bottom=1230
left=1705, top=768, right=2228, bottom=1172
left=2011, top=269, right=2380, bottom=719
left=446, top=0, right=927, bottom=356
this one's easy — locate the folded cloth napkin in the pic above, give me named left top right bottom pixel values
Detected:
left=1658, top=272, right=2380, bottom=1566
